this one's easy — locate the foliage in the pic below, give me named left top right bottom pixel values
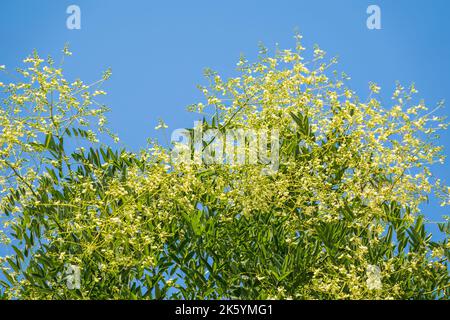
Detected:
left=0, top=36, right=449, bottom=299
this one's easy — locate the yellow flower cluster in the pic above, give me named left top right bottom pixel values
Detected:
left=0, top=38, right=449, bottom=299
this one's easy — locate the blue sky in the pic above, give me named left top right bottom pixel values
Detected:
left=0, top=0, right=449, bottom=236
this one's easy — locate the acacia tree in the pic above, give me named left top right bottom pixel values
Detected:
left=0, top=37, right=449, bottom=299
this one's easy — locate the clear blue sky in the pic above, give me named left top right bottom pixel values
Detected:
left=0, top=0, right=449, bottom=237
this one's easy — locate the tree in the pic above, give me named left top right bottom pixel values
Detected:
left=0, top=36, right=449, bottom=299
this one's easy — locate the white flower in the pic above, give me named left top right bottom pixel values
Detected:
left=155, top=118, right=168, bottom=130
left=110, top=217, right=121, bottom=224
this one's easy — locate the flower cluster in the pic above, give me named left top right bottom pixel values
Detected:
left=0, top=37, right=449, bottom=299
